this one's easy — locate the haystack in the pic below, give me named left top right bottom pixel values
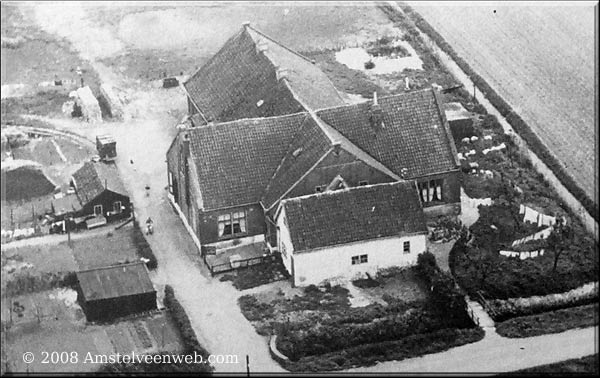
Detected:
left=99, top=83, right=124, bottom=120
left=73, top=86, right=102, bottom=122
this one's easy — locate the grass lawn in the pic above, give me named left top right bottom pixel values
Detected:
left=71, top=224, right=141, bottom=270
left=505, top=354, right=598, bottom=375
left=239, top=266, right=483, bottom=371
left=495, top=303, right=598, bottom=338
left=2, top=240, right=78, bottom=275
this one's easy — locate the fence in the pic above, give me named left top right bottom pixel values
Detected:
left=204, top=254, right=275, bottom=276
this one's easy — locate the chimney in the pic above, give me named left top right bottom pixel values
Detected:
left=369, top=91, right=385, bottom=131
left=256, top=40, right=268, bottom=54
left=276, top=68, right=289, bottom=81
left=242, top=21, right=251, bottom=28
left=105, top=179, right=107, bottom=189
left=182, top=132, right=190, bottom=155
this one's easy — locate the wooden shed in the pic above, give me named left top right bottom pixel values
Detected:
left=76, top=262, right=156, bottom=322
left=96, top=134, right=117, bottom=161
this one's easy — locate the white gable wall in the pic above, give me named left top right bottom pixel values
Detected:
left=276, top=207, right=295, bottom=274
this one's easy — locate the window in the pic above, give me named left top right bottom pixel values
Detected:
left=403, top=241, right=411, bottom=254
left=94, top=205, right=103, bottom=216
left=168, top=172, right=173, bottom=194
left=359, top=180, right=369, bottom=186
left=315, top=186, right=324, bottom=193
left=218, top=211, right=247, bottom=238
left=113, top=201, right=122, bottom=214
left=352, top=254, right=368, bottom=265
left=418, top=179, right=443, bottom=203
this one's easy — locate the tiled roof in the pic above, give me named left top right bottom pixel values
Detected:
left=77, top=262, right=155, bottom=301
left=72, top=161, right=128, bottom=205
left=183, top=26, right=344, bottom=123
left=188, top=113, right=307, bottom=210
left=316, top=88, right=459, bottom=178
left=261, top=115, right=333, bottom=209
left=281, top=181, right=427, bottom=252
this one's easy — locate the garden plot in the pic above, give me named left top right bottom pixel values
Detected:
left=2, top=288, right=182, bottom=374
left=239, top=266, right=482, bottom=371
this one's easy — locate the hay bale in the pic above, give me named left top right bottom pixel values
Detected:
left=74, top=86, right=101, bottom=122
left=99, top=83, right=123, bottom=120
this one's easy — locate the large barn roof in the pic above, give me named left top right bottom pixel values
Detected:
left=76, top=262, right=155, bottom=301
left=280, top=181, right=428, bottom=252
left=183, top=24, right=345, bottom=124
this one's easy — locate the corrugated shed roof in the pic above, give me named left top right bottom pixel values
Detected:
left=316, top=88, right=459, bottom=178
left=281, top=181, right=427, bottom=252
left=77, top=262, right=155, bottom=301
left=183, top=26, right=344, bottom=123
left=72, top=161, right=128, bottom=205
left=188, top=113, right=307, bottom=210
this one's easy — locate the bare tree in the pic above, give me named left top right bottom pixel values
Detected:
left=546, top=218, right=572, bottom=273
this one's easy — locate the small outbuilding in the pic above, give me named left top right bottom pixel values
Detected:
left=71, top=86, right=102, bottom=123
left=76, top=262, right=157, bottom=321
left=443, top=102, right=474, bottom=140
left=96, top=134, right=117, bottom=161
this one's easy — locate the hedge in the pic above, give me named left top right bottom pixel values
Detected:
left=4, top=271, right=77, bottom=297
left=163, top=285, right=211, bottom=366
left=132, top=220, right=158, bottom=270
left=487, top=282, right=598, bottom=322
left=396, top=4, right=598, bottom=222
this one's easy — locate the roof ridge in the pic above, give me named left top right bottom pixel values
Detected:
left=188, top=112, right=308, bottom=131
left=313, top=88, right=435, bottom=113
left=247, top=25, right=314, bottom=64
left=261, top=113, right=321, bottom=201
left=77, top=261, right=146, bottom=274
left=282, top=180, right=414, bottom=205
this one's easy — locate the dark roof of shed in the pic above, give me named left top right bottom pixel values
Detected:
left=188, top=113, right=307, bottom=210
left=316, top=88, right=459, bottom=178
left=281, top=181, right=427, bottom=252
left=72, top=161, right=128, bottom=205
left=183, top=25, right=344, bottom=123
left=76, top=262, right=155, bottom=301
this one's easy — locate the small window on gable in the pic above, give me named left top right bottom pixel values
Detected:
left=315, top=186, right=323, bottom=193
left=360, top=254, right=368, bottom=263
left=359, top=180, right=369, bottom=186
left=351, top=255, right=360, bottom=265
left=403, top=241, right=411, bottom=254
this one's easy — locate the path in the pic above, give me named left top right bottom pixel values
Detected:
left=25, top=3, right=285, bottom=372
left=21, top=2, right=597, bottom=374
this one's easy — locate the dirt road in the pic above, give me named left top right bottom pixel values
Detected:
left=21, top=2, right=597, bottom=374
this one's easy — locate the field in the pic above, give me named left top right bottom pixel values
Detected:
left=410, top=3, right=596, bottom=204
left=70, top=224, right=141, bottom=270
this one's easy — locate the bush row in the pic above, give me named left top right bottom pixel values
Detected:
left=281, top=327, right=485, bottom=372
left=487, top=282, right=598, bottom=322
left=132, top=220, right=158, bottom=270
left=4, top=271, right=77, bottom=297
left=163, top=285, right=212, bottom=372
left=495, top=303, right=598, bottom=338
left=400, top=4, right=598, bottom=222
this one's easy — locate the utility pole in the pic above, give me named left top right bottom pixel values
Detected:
left=473, top=82, right=476, bottom=100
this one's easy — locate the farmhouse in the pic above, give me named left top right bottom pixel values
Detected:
left=166, top=23, right=460, bottom=280
left=76, top=262, right=156, bottom=321
left=67, top=161, right=131, bottom=227
left=276, top=181, right=428, bottom=286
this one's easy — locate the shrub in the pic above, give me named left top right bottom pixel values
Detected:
left=4, top=271, right=77, bottom=297
left=487, top=282, right=598, bottom=321
left=364, top=60, right=375, bottom=70
left=163, top=285, right=212, bottom=371
left=472, top=103, right=487, bottom=115
left=132, top=220, right=158, bottom=270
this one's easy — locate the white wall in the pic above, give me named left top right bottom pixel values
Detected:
left=276, top=207, right=295, bottom=275
left=291, top=234, right=427, bottom=287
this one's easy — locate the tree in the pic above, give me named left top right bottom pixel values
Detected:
left=546, top=218, right=573, bottom=273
